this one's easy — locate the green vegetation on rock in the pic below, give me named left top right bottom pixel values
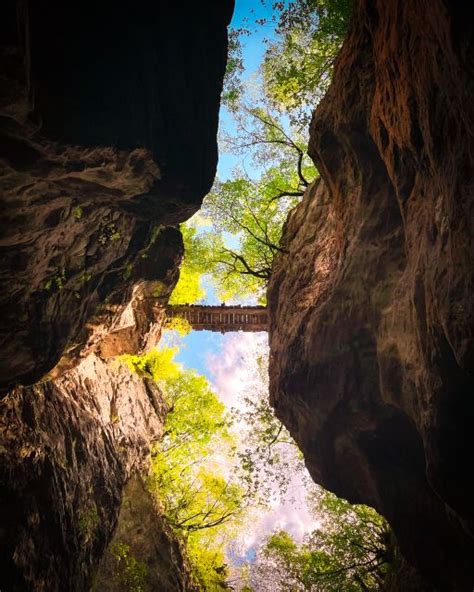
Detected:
left=110, top=542, right=149, bottom=592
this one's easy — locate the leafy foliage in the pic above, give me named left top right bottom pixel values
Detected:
left=177, top=2, right=350, bottom=304
left=130, top=348, right=241, bottom=588
left=244, top=487, right=390, bottom=591
left=169, top=224, right=213, bottom=305
left=231, top=348, right=307, bottom=502
left=263, top=0, right=352, bottom=124
left=110, top=542, right=148, bottom=592
left=170, top=2, right=350, bottom=303
left=221, top=105, right=313, bottom=175
left=120, top=347, right=181, bottom=385
left=148, top=369, right=238, bottom=533
left=121, top=341, right=390, bottom=591
left=199, top=107, right=317, bottom=302
left=222, top=28, right=245, bottom=109
left=164, top=121, right=315, bottom=304
left=122, top=344, right=310, bottom=589
left=203, top=179, right=286, bottom=303
left=163, top=316, right=192, bottom=336
left=78, top=506, right=100, bottom=543
left=187, top=535, right=234, bottom=591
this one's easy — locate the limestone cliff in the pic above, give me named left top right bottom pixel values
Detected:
left=1, top=354, right=170, bottom=590
left=93, top=476, right=197, bottom=592
left=268, top=1, right=474, bottom=590
left=0, top=0, right=233, bottom=389
left=0, top=1, right=233, bottom=589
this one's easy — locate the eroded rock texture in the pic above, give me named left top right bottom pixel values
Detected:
left=0, top=354, right=168, bottom=590
left=268, top=1, right=473, bottom=590
left=0, top=0, right=233, bottom=389
left=0, top=1, right=233, bottom=589
left=94, top=476, right=197, bottom=592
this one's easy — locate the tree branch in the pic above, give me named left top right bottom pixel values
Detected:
left=268, top=189, right=305, bottom=203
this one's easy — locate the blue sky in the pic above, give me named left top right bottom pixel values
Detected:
left=174, top=0, right=280, bottom=372
left=162, top=1, right=316, bottom=572
left=217, top=0, right=280, bottom=181
left=173, top=329, right=224, bottom=375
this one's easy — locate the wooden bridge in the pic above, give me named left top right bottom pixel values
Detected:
left=166, top=304, right=268, bottom=333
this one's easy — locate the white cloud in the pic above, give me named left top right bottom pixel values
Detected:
left=205, top=331, right=268, bottom=406
left=234, top=470, right=320, bottom=559
left=205, top=332, right=318, bottom=562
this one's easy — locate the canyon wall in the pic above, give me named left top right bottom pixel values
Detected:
left=1, top=354, right=172, bottom=590
left=0, top=0, right=233, bottom=389
left=268, top=1, right=473, bottom=590
left=0, top=1, right=233, bottom=589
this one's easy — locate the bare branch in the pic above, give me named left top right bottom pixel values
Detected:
left=268, top=189, right=305, bottom=203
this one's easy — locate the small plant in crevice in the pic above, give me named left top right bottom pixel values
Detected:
left=73, top=206, right=84, bottom=220
left=122, top=263, right=133, bottom=280
left=80, top=271, right=92, bottom=284
left=151, top=280, right=168, bottom=298
left=98, top=222, right=121, bottom=245
left=43, top=268, right=66, bottom=291
left=110, top=541, right=149, bottom=592
left=133, top=225, right=164, bottom=264
left=78, top=505, right=100, bottom=543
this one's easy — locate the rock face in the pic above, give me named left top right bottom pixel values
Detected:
left=268, top=1, right=473, bottom=590
left=0, top=1, right=233, bottom=589
left=0, top=354, right=169, bottom=591
left=0, top=0, right=233, bottom=389
left=94, top=476, right=197, bottom=592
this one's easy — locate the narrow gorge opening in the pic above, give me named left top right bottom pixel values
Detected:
left=1, top=0, right=472, bottom=591
left=90, top=4, right=410, bottom=588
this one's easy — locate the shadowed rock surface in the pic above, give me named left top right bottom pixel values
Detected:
left=94, top=476, right=198, bottom=592
left=0, top=0, right=233, bottom=389
left=0, top=1, right=232, bottom=589
left=268, top=1, right=473, bottom=590
left=0, top=353, right=169, bottom=590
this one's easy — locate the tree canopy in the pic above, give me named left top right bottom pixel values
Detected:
left=230, top=348, right=307, bottom=502
left=172, top=0, right=353, bottom=304
left=184, top=0, right=352, bottom=303
left=241, top=487, right=390, bottom=591
left=262, top=0, right=352, bottom=125
left=120, top=337, right=392, bottom=592
left=174, top=106, right=317, bottom=305
left=122, top=349, right=239, bottom=588
left=121, top=345, right=311, bottom=589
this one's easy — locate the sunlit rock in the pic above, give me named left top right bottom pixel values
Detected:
left=268, top=1, right=474, bottom=589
